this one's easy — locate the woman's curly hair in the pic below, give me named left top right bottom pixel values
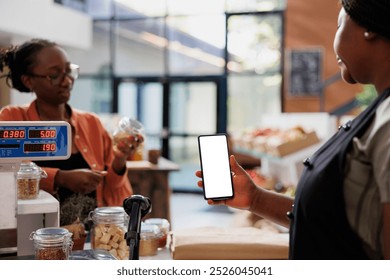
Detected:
left=0, top=38, right=57, bottom=92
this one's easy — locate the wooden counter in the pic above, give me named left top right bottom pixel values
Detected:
left=126, top=157, right=180, bottom=223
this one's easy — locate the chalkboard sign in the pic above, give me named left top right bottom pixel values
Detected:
left=287, top=49, right=323, bottom=97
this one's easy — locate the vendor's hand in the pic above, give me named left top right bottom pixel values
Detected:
left=113, top=133, right=144, bottom=160
left=56, top=169, right=107, bottom=194
left=195, top=155, right=258, bottom=210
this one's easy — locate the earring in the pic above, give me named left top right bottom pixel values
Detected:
left=364, top=31, right=370, bottom=38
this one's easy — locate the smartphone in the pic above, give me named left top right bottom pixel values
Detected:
left=198, top=134, right=234, bottom=200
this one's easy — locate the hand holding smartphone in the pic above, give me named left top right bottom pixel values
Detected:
left=198, top=134, right=234, bottom=200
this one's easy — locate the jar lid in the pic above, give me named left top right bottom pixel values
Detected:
left=118, top=117, right=144, bottom=136
left=17, top=162, right=47, bottom=179
left=140, top=223, right=160, bottom=240
left=30, top=227, right=72, bottom=245
left=144, top=218, right=170, bottom=230
left=90, top=206, right=128, bottom=224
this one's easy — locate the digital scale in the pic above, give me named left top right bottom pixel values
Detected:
left=0, top=121, right=71, bottom=162
left=0, top=121, right=71, bottom=256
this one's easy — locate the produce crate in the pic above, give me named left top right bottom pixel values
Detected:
left=266, top=131, right=320, bottom=157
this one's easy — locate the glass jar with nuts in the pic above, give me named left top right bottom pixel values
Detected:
left=89, top=206, right=129, bottom=260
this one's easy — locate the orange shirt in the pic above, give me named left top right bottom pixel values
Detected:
left=0, top=100, right=133, bottom=207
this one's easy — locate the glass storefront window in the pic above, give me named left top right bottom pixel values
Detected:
left=169, top=135, right=200, bottom=191
left=70, top=77, right=112, bottom=113
left=167, top=15, right=225, bottom=76
left=170, top=82, right=217, bottom=135
left=118, top=82, right=138, bottom=119
left=226, top=0, right=286, bottom=12
left=227, top=14, right=282, bottom=74
left=227, top=74, right=282, bottom=134
left=86, top=0, right=113, bottom=18
left=118, top=81, right=163, bottom=148
left=167, top=0, right=225, bottom=15
left=64, top=22, right=111, bottom=75
left=114, top=19, right=166, bottom=76
left=115, top=0, right=167, bottom=17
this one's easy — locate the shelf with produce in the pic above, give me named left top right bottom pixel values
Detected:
left=237, top=141, right=325, bottom=188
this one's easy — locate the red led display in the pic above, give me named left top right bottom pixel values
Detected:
left=0, top=129, right=26, bottom=139
left=24, top=143, right=57, bottom=152
left=28, top=129, right=56, bottom=139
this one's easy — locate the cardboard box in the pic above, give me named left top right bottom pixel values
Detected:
left=169, top=227, right=289, bottom=260
left=266, top=131, right=320, bottom=157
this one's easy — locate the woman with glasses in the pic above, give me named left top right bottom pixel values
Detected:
left=0, top=38, right=140, bottom=227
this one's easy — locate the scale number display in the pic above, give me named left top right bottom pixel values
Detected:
left=0, top=121, right=71, bottom=161
left=24, top=143, right=57, bottom=152
left=0, top=129, right=26, bottom=139
left=28, top=129, right=56, bottom=139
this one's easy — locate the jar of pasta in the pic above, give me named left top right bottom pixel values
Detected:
left=89, top=206, right=129, bottom=260
left=29, top=227, right=73, bottom=260
left=16, top=162, right=47, bottom=200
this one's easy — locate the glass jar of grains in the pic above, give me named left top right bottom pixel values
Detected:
left=29, top=227, right=73, bottom=260
left=139, top=223, right=160, bottom=257
left=16, top=162, right=47, bottom=199
left=89, top=207, right=129, bottom=260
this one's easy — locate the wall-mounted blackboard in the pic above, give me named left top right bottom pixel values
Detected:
left=287, top=49, right=323, bottom=97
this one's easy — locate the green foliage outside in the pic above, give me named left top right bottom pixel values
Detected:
left=356, top=84, right=377, bottom=110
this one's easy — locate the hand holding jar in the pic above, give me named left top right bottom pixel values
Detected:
left=113, top=117, right=145, bottom=160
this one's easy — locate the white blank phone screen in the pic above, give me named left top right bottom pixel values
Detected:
left=199, top=135, right=233, bottom=199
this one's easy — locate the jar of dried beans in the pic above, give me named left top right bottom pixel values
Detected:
left=30, top=227, right=73, bottom=260
left=16, top=162, right=47, bottom=200
left=89, top=206, right=129, bottom=260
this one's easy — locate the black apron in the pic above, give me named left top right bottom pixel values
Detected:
left=289, top=89, right=390, bottom=259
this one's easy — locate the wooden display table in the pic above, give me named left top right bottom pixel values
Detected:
left=126, top=157, right=180, bottom=223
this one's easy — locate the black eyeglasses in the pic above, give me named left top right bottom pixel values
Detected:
left=28, top=64, right=80, bottom=86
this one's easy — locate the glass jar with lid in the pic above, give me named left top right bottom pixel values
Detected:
left=29, top=227, right=73, bottom=260
left=16, top=162, right=47, bottom=199
left=144, top=218, right=170, bottom=249
left=113, top=117, right=145, bottom=161
left=139, top=223, right=160, bottom=256
left=89, top=206, right=129, bottom=260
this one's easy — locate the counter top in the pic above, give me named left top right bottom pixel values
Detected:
left=17, top=190, right=59, bottom=215
left=126, top=157, right=180, bottom=172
